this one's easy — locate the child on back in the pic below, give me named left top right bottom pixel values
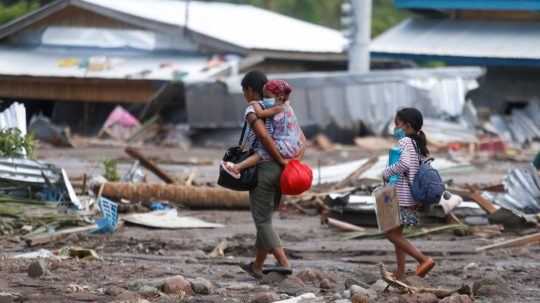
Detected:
left=382, top=107, right=435, bottom=281
left=222, top=79, right=305, bottom=178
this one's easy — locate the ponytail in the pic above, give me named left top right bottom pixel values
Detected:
left=409, top=130, right=429, bottom=157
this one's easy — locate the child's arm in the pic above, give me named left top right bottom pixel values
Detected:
left=383, top=140, right=415, bottom=179
left=250, top=102, right=284, bottom=119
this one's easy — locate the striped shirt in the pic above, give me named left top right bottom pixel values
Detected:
left=243, top=101, right=274, bottom=160
left=383, top=137, right=421, bottom=207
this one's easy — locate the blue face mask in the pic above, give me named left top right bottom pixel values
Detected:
left=393, top=127, right=406, bottom=140
left=262, top=97, right=275, bottom=108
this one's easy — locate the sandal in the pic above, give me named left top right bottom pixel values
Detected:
left=221, top=161, right=241, bottom=179
left=262, top=264, right=293, bottom=275
left=240, top=262, right=263, bottom=279
left=416, top=258, right=435, bottom=278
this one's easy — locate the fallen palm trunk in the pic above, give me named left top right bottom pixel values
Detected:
left=379, top=263, right=472, bottom=298
left=101, top=182, right=250, bottom=209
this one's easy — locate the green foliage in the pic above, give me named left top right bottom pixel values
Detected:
left=0, top=128, right=35, bottom=158
left=0, top=0, right=410, bottom=40
left=103, top=159, right=120, bottom=182
left=0, top=1, right=39, bottom=25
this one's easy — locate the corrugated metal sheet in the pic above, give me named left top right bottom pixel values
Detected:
left=81, top=0, right=347, bottom=54
left=186, top=67, right=484, bottom=134
left=0, top=46, right=215, bottom=81
left=371, top=18, right=540, bottom=60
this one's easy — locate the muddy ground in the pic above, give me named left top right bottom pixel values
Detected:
left=1, top=145, right=539, bottom=303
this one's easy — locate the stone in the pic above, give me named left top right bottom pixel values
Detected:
left=162, top=275, right=193, bottom=296
left=251, top=292, right=280, bottom=303
left=261, top=272, right=287, bottom=284
left=335, top=300, right=352, bottom=303
left=369, top=279, right=388, bottom=294
left=398, top=293, right=438, bottom=303
left=296, top=268, right=336, bottom=284
left=343, top=290, right=351, bottom=298
left=350, top=285, right=369, bottom=296
left=319, top=278, right=336, bottom=290
left=277, top=276, right=307, bottom=296
left=114, top=290, right=142, bottom=302
left=138, top=285, right=159, bottom=294
left=472, top=273, right=511, bottom=298
left=28, top=259, right=48, bottom=278
left=439, top=294, right=474, bottom=303
left=352, top=293, right=369, bottom=303
left=190, top=277, right=214, bottom=295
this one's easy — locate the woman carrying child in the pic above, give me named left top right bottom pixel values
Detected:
left=230, top=71, right=305, bottom=279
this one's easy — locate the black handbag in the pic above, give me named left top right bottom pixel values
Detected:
left=217, top=121, right=257, bottom=191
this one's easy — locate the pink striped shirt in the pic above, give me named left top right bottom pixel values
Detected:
left=383, top=137, right=421, bottom=207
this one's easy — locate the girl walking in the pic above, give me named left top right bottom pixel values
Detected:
left=383, top=107, right=435, bottom=280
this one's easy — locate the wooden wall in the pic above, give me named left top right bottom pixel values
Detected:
left=0, top=76, right=159, bottom=103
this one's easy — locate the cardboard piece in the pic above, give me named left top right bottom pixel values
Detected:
left=374, top=185, right=401, bottom=232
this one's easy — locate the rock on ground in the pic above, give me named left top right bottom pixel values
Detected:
left=439, top=294, right=474, bottom=303
left=27, top=260, right=48, bottom=278
left=190, top=277, right=214, bottom=295
left=350, top=284, right=378, bottom=300
left=251, top=292, right=280, bottom=303
left=277, top=276, right=308, bottom=296
left=369, top=279, right=388, bottom=294
left=472, top=273, right=511, bottom=298
left=351, top=293, right=369, bottom=303
left=398, top=293, right=438, bottom=303
left=162, top=275, right=193, bottom=296
left=319, top=278, right=336, bottom=290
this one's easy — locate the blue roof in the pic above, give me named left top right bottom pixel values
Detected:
left=370, top=18, right=540, bottom=67
left=395, top=0, right=540, bottom=11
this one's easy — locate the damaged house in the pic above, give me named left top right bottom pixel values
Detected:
left=371, top=0, right=540, bottom=112
left=0, top=0, right=347, bottom=133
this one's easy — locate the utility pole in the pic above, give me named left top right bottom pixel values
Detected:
left=342, top=0, right=372, bottom=73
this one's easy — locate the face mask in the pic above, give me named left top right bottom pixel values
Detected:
left=262, top=98, right=275, bottom=108
left=393, top=127, right=406, bottom=140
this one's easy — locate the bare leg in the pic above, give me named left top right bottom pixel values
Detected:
left=253, top=248, right=268, bottom=272
left=394, top=244, right=406, bottom=280
left=271, top=247, right=290, bottom=268
left=386, top=227, right=428, bottom=264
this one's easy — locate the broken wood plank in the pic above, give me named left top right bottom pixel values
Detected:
left=379, top=263, right=472, bottom=298
left=101, top=182, right=249, bottom=209
left=475, top=232, right=540, bottom=252
left=467, top=190, right=498, bottom=214
left=209, top=240, right=228, bottom=258
left=333, top=156, right=378, bottom=189
left=327, top=218, right=366, bottom=233
left=24, top=224, right=98, bottom=247
left=125, top=147, right=176, bottom=184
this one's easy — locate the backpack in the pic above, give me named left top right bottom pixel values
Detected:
left=408, top=143, right=445, bottom=206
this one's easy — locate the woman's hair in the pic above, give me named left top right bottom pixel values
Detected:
left=241, top=70, right=268, bottom=99
left=396, top=107, right=429, bottom=156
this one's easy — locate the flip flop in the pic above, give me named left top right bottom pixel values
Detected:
left=262, top=265, right=293, bottom=275
left=221, top=161, right=241, bottom=179
left=416, top=258, right=435, bottom=278
left=240, top=262, right=263, bottom=279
